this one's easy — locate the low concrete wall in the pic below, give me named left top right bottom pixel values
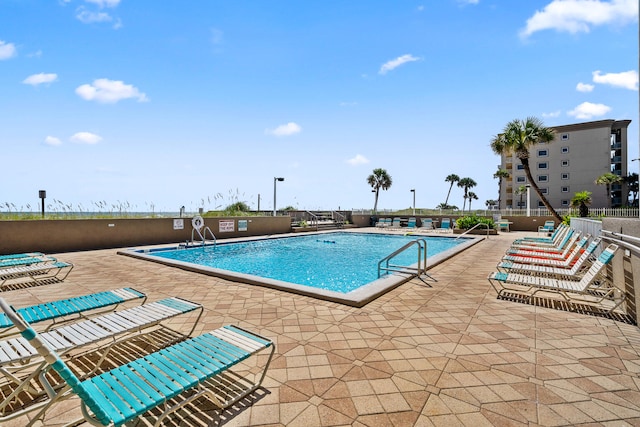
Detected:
left=0, top=216, right=292, bottom=254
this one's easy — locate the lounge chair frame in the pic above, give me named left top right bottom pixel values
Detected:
left=0, top=298, right=274, bottom=427
left=0, top=297, right=203, bottom=424
left=489, top=244, right=622, bottom=312
left=0, top=261, right=74, bottom=291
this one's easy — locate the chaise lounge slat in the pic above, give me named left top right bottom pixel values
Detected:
left=0, top=288, right=146, bottom=338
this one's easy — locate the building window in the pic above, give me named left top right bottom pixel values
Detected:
left=516, top=176, right=526, bottom=183
left=561, top=173, right=569, bottom=180
left=561, top=146, right=569, bottom=153
left=561, top=160, right=569, bottom=167
left=538, top=175, right=548, bottom=182
left=538, top=162, right=548, bottom=169
left=537, top=149, right=548, bottom=157
left=561, top=200, right=569, bottom=206
left=562, top=133, right=569, bottom=140
left=540, top=188, right=549, bottom=195
left=561, top=186, right=570, bottom=193
left=516, top=164, right=524, bottom=170
left=538, top=201, right=546, bottom=208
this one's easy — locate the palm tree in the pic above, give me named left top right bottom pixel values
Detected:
left=443, top=174, right=460, bottom=206
left=493, top=168, right=510, bottom=210
left=457, top=177, right=477, bottom=213
left=367, top=168, right=392, bottom=213
left=571, top=191, right=592, bottom=218
left=595, top=172, right=622, bottom=207
left=485, top=199, right=497, bottom=210
left=514, top=185, right=527, bottom=209
left=467, top=191, right=478, bottom=211
left=490, top=117, right=560, bottom=222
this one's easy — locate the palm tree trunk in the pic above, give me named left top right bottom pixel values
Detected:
left=444, top=183, right=454, bottom=205
left=521, top=158, right=562, bottom=222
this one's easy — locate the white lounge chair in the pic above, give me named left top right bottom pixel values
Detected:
left=0, top=261, right=74, bottom=291
left=489, top=244, right=622, bottom=312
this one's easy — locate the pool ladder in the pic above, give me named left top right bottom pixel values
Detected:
left=180, top=226, right=216, bottom=248
left=378, top=238, right=436, bottom=285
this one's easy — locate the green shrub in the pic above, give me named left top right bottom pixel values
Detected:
left=455, top=215, right=494, bottom=230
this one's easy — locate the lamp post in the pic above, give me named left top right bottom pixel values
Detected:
left=410, top=189, right=415, bottom=215
left=38, top=190, right=46, bottom=218
left=273, top=177, right=284, bottom=216
left=257, top=194, right=261, bottom=213
left=525, top=184, right=531, bottom=217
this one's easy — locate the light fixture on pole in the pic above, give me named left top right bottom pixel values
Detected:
left=410, top=189, right=415, bottom=215
left=38, top=190, right=46, bottom=218
left=273, top=177, right=284, bottom=216
left=257, top=194, right=261, bottom=213
left=525, top=184, right=531, bottom=217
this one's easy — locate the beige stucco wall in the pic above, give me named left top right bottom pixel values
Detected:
left=0, top=216, right=292, bottom=254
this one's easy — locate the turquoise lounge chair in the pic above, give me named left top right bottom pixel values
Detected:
left=0, top=287, right=146, bottom=338
left=0, top=298, right=273, bottom=427
left=0, top=297, right=203, bottom=424
left=406, top=217, right=417, bottom=229
left=437, top=218, right=452, bottom=233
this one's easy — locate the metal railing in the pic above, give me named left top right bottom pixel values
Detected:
left=601, top=230, right=640, bottom=255
left=378, top=238, right=435, bottom=284
left=190, top=226, right=216, bottom=247
left=455, top=223, right=491, bottom=239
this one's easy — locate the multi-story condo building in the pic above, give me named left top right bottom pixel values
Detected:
left=498, top=119, right=632, bottom=210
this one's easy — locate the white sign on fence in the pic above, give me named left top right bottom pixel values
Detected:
left=173, top=219, right=184, bottom=230
left=219, top=220, right=235, bottom=233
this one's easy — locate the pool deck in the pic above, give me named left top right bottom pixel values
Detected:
left=4, top=229, right=640, bottom=426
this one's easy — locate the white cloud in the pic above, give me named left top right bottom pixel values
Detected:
left=76, top=9, right=112, bottom=23
left=339, top=101, right=358, bottom=107
left=379, top=54, right=420, bottom=75
left=22, top=73, right=58, bottom=86
left=576, top=82, right=594, bottom=92
left=265, top=122, right=302, bottom=137
left=27, top=50, right=42, bottom=58
left=542, top=110, right=562, bottom=118
left=0, top=40, right=16, bottom=60
left=592, top=70, right=639, bottom=90
left=70, top=132, right=103, bottom=144
left=75, top=78, right=148, bottom=103
left=347, top=154, right=369, bottom=166
left=44, top=136, right=62, bottom=146
left=520, top=0, right=638, bottom=38
left=458, top=0, right=479, bottom=4
left=85, top=0, right=120, bottom=7
left=567, top=101, right=611, bottom=119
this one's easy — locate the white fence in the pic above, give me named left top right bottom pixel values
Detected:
left=352, top=208, right=640, bottom=218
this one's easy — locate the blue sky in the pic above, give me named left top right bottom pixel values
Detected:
left=1, top=0, right=638, bottom=213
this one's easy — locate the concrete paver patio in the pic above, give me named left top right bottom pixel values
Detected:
left=3, top=230, right=640, bottom=426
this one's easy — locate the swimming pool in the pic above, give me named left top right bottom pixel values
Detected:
left=121, top=231, right=481, bottom=306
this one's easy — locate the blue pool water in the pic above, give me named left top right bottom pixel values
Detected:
left=149, top=232, right=465, bottom=294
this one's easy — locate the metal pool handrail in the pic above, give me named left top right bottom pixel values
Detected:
left=455, top=222, right=491, bottom=239
left=378, top=238, right=436, bottom=284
